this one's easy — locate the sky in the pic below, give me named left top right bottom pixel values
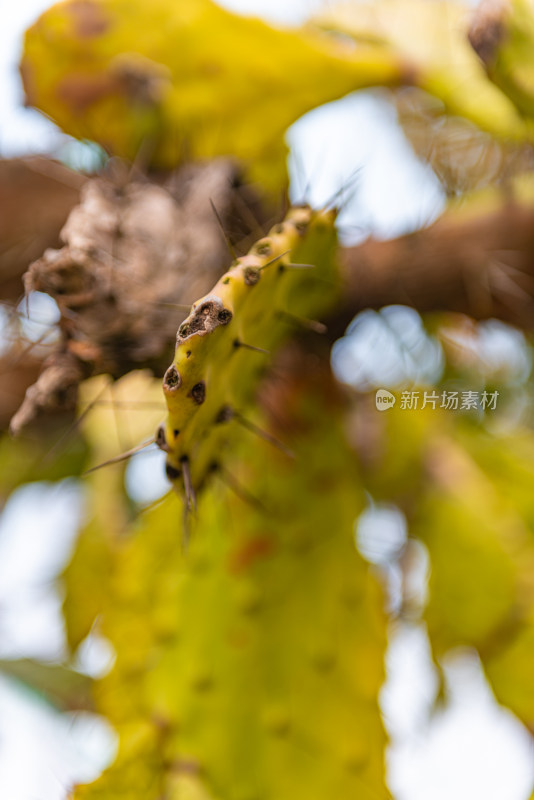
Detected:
left=1, top=1, right=534, bottom=799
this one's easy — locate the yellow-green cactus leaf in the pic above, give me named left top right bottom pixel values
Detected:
left=70, top=377, right=389, bottom=800
left=315, top=0, right=531, bottom=141
left=63, top=371, right=166, bottom=650
left=21, top=0, right=403, bottom=194
left=470, top=0, right=534, bottom=120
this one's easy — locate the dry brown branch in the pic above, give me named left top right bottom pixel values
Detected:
left=337, top=201, right=534, bottom=334
left=9, top=159, right=266, bottom=434
left=0, top=157, right=86, bottom=301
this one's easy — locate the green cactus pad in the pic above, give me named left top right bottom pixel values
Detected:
left=158, top=205, right=340, bottom=502
left=72, top=378, right=389, bottom=800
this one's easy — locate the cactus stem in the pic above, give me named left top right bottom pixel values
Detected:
left=234, top=412, right=295, bottom=459
left=276, top=310, right=327, bottom=335
left=233, top=340, right=270, bottom=355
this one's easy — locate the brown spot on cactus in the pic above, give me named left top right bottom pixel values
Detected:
left=56, top=73, right=119, bottom=112
left=69, top=0, right=111, bottom=38
left=163, top=364, right=181, bottom=393
left=216, top=405, right=234, bottom=424
left=243, top=266, right=261, bottom=285
left=155, top=423, right=170, bottom=452
left=253, top=239, right=272, bottom=256
left=189, top=382, right=206, bottom=405
left=229, top=536, right=274, bottom=574
left=179, top=297, right=232, bottom=340
left=468, top=0, right=506, bottom=66
left=110, top=53, right=171, bottom=106
left=217, top=308, right=233, bottom=324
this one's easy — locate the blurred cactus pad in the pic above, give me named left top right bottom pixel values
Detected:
left=22, top=0, right=534, bottom=194
left=20, top=0, right=399, bottom=192
left=70, top=372, right=388, bottom=800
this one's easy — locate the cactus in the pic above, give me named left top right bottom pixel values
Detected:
left=63, top=208, right=390, bottom=800
left=71, top=362, right=389, bottom=800
left=158, top=205, right=340, bottom=506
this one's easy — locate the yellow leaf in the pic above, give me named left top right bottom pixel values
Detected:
left=314, top=0, right=531, bottom=141
left=22, top=0, right=402, bottom=194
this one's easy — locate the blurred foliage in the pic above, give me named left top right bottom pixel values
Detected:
left=5, top=0, right=534, bottom=798
left=22, top=0, right=534, bottom=197
left=365, top=399, right=534, bottom=733
left=0, top=425, right=87, bottom=503
left=67, top=373, right=388, bottom=800
left=470, top=0, right=534, bottom=121
left=21, top=0, right=401, bottom=195
left=393, top=87, right=534, bottom=197
left=315, top=0, right=531, bottom=140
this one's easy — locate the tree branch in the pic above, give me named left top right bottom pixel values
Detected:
left=0, top=157, right=85, bottom=301
left=338, top=201, right=534, bottom=332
